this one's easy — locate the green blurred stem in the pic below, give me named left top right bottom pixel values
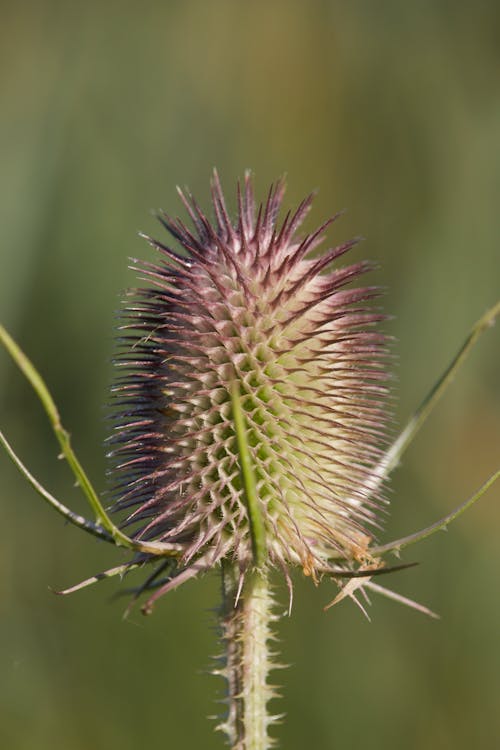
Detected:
left=219, top=562, right=275, bottom=750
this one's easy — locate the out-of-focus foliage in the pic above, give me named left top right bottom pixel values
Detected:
left=1, top=1, right=499, bottom=748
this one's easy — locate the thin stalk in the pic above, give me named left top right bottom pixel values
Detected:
left=0, top=324, right=181, bottom=558
left=0, top=428, right=113, bottom=543
left=218, top=562, right=276, bottom=750
left=0, top=324, right=114, bottom=533
left=372, top=467, right=500, bottom=556
left=365, top=300, right=500, bottom=496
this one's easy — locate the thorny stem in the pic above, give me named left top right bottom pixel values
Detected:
left=218, top=562, right=277, bottom=750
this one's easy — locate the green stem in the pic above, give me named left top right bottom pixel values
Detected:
left=218, top=563, right=276, bottom=750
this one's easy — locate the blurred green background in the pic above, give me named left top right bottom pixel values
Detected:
left=1, top=1, right=499, bottom=748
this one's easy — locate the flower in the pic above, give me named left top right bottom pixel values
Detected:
left=108, top=171, right=390, bottom=608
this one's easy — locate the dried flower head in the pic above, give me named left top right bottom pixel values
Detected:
left=108, top=171, right=390, bottom=606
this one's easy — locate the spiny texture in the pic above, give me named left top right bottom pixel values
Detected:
left=216, top=569, right=281, bottom=749
left=109, top=172, right=390, bottom=605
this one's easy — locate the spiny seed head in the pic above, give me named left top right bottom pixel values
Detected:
left=109, top=171, right=391, bottom=604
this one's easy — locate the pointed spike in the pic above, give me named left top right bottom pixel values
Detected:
left=54, top=562, right=139, bottom=596
left=366, top=581, right=440, bottom=619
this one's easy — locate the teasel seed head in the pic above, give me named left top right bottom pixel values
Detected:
left=109, top=171, right=391, bottom=607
